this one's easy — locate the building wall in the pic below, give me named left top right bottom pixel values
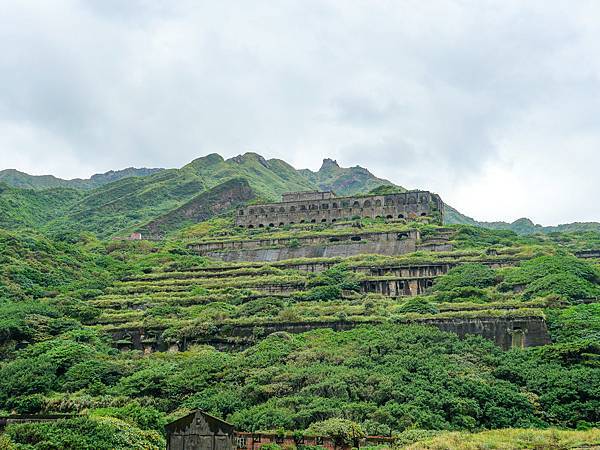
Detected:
left=166, top=411, right=235, bottom=450
left=234, top=432, right=395, bottom=450
left=235, top=191, right=443, bottom=228
left=190, top=230, right=422, bottom=262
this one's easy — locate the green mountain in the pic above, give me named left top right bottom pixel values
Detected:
left=0, top=167, right=163, bottom=190
left=1, top=153, right=597, bottom=238
left=445, top=205, right=600, bottom=235
left=137, top=178, right=256, bottom=238
left=300, top=158, right=398, bottom=195
left=0, top=183, right=82, bottom=230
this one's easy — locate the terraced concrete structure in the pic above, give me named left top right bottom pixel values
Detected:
left=234, top=190, right=444, bottom=228
left=188, top=228, right=454, bottom=262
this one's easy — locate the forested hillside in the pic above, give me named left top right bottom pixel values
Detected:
left=0, top=154, right=599, bottom=448
left=0, top=211, right=599, bottom=448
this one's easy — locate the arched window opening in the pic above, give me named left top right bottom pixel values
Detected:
left=421, top=212, right=427, bottom=216
left=398, top=214, right=405, bottom=219
left=375, top=199, right=382, bottom=207
left=279, top=207, right=285, bottom=213
left=350, top=236, right=362, bottom=241
left=268, top=223, right=274, bottom=227
left=386, top=215, right=393, bottom=219
left=353, top=201, right=360, bottom=208
left=258, top=224, right=264, bottom=228
left=248, top=224, right=254, bottom=229
left=321, top=218, right=327, bottom=222
left=310, top=219, right=316, bottom=223
left=363, top=200, right=372, bottom=208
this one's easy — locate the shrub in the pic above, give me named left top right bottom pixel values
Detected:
left=307, top=418, right=365, bottom=446
left=397, top=298, right=439, bottom=314
left=433, top=264, right=497, bottom=292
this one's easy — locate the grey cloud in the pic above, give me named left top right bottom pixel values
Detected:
left=0, top=0, right=598, bottom=224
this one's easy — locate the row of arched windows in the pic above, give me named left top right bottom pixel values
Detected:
left=240, top=213, right=429, bottom=228
left=241, top=195, right=427, bottom=216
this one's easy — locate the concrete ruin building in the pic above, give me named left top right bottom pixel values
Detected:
left=234, top=190, right=444, bottom=228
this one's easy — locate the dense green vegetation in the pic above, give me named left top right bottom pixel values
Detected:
left=0, top=158, right=598, bottom=447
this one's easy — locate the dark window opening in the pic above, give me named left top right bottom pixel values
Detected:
left=386, top=215, right=393, bottom=219
left=279, top=222, right=285, bottom=226
left=353, top=201, right=360, bottom=208
left=363, top=200, right=372, bottom=207
left=258, top=224, right=264, bottom=228
left=248, top=225, right=254, bottom=228
left=351, top=236, right=362, bottom=241
left=310, top=219, right=316, bottom=223
left=421, top=212, right=427, bottom=216
left=398, top=214, right=405, bottom=219
left=329, top=237, right=340, bottom=242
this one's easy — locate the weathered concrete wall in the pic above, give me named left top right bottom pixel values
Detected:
left=112, top=316, right=550, bottom=353
left=202, top=316, right=551, bottom=351
left=190, top=231, right=421, bottom=262
left=235, top=190, right=444, bottom=227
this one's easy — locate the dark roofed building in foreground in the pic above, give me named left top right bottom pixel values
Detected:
left=165, top=410, right=235, bottom=450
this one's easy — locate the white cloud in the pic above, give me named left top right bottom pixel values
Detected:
left=0, top=0, right=598, bottom=224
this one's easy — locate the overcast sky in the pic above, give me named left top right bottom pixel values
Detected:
left=1, top=1, right=599, bottom=225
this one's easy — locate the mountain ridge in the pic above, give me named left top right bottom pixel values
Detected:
left=0, top=152, right=597, bottom=237
left=0, top=167, right=164, bottom=190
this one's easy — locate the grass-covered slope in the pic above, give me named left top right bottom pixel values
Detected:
left=0, top=183, right=82, bottom=230
left=0, top=167, right=163, bottom=190
left=0, top=220, right=598, bottom=446
left=137, top=178, right=257, bottom=238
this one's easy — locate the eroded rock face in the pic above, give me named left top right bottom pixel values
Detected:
left=139, top=178, right=256, bottom=238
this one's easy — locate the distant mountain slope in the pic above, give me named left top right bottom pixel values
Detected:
left=445, top=205, right=600, bottom=234
left=299, top=158, right=399, bottom=196
left=1, top=153, right=396, bottom=238
left=0, top=167, right=163, bottom=190
left=0, top=182, right=82, bottom=230
left=47, top=153, right=319, bottom=237
left=137, top=178, right=256, bottom=238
